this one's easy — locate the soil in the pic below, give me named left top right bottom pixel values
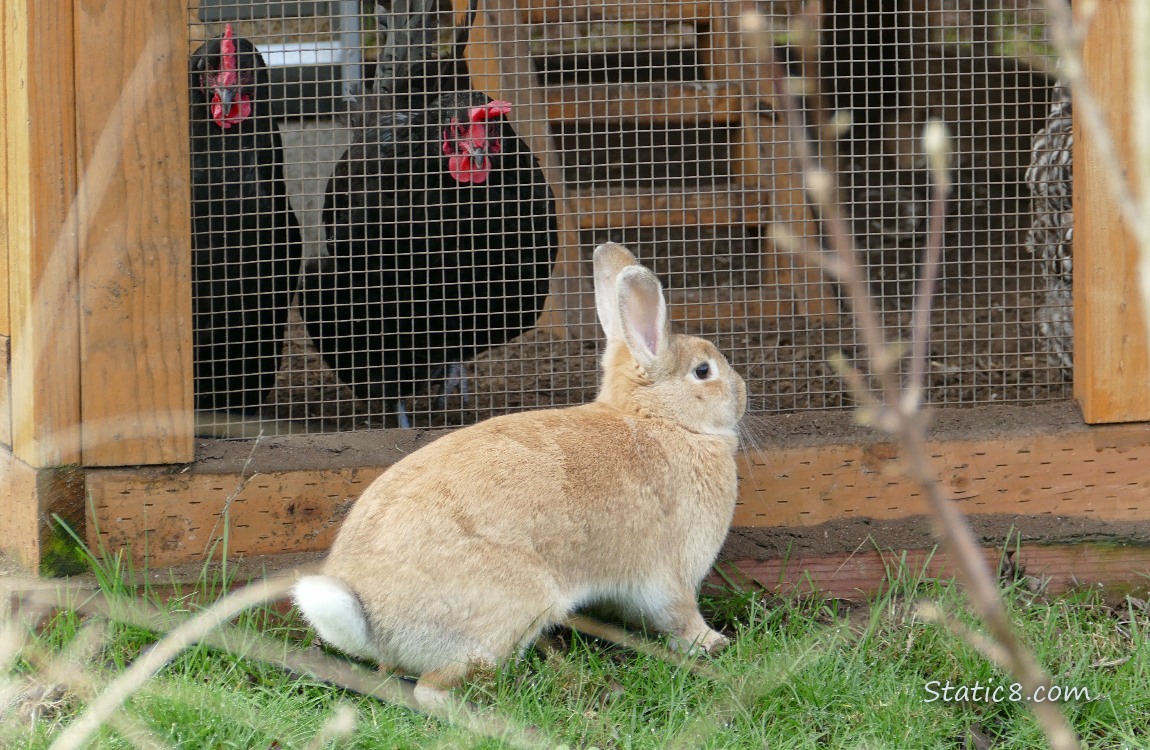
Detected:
left=192, top=400, right=1083, bottom=473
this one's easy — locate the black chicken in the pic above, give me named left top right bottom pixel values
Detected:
left=299, top=0, right=559, bottom=427
left=190, top=24, right=302, bottom=423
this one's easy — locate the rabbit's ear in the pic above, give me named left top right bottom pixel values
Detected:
left=616, top=265, right=669, bottom=371
left=593, top=243, right=640, bottom=341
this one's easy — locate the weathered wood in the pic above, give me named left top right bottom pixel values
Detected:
left=0, top=6, right=10, bottom=339
left=87, top=414, right=1150, bottom=569
left=0, top=336, right=11, bottom=448
left=72, top=0, right=194, bottom=465
left=0, top=446, right=87, bottom=573
left=0, top=446, right=38, bottom=569
left=485, top=0, right=601, bottom=341
left=1074, top=0, right=1150, bottom=422
left=456, top=0, right=501, bottom=99
left=522, top=0, right=713, bottom=24
left=665, top=286, right=790, bottom=326
left=735, top=423, right=1150, bottom=528
left=714, top=545, right=1150, bottom=601
left=731, top=106, right=839, bottom=318
left=3, top=0, right=82, bottom=467
left=571, top=186, right=772, bottom=228
left=545, top=84, right=741, bottom=124
left=88, top=468, right=386, bottom=568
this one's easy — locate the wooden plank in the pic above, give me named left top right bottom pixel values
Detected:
left=0, top=445, right=38, bottom=569
left=714, top=545, right=1150, bottom=602
left=1074, top=0, right=1150, bottom=422
left=666, top=287, right=790, bottom=326
left=0, top=447, right=86, bottom=573
left=0, top=5, right=10, bottom=338
left=3, top=0, right=82, bottom=467
left=88, top=415, right=1150, bottom=569
left=73, top=1, right=194, bottom=465
left=522, top=0, right=713, bottom=24
left=572, top=186, right=772, bottom=228
left=462, top=5, right=720, bottom=120
left=88, top=468, right=386, bottom=568
left=735, top=423, right=1150, bottom=528
left=0, top=335, right=10, bottom=448
left=545, top=83, right=741, bottom=124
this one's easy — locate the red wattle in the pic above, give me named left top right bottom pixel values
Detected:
left=211, top=92, right=252, bottom=129
left=448, top=154, right=491, bottom=184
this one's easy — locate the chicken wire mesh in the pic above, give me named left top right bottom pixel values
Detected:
left=187, top=0, right=1073, bottom=436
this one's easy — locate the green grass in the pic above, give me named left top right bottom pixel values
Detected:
left=3, top=553, right=1148, bottom=750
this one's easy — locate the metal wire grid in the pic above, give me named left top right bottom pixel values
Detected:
left=187, top=0, right=1072, bottom=435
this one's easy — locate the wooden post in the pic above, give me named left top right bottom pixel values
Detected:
left=0, top=336, right=11, bottom=448
left=73, top=0, right=194, bottom=465
left=3, top=0, right=192, bottom=468
left=0, top=5, right=10, bottom=340
left=1074, top=0, right=1150, bottom=422
left=0, top=448, right=87, bottom=573
left=3, top=0, right=83, bottom=467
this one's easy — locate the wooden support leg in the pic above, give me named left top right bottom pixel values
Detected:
left=0, top=446, right=87, bottom=575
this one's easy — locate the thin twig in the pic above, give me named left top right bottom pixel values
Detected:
left=202, top=429, right=264, bottom=558
left=738, top=9, right=1080, bottom=749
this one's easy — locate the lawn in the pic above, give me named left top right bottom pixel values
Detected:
left=3, top=550, right=1147, bottom=749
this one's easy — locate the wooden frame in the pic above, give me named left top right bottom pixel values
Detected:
left=1, top=0, right=192, bottom=469
left=1074, top=0, right=1150, bottom=423
left=1, top=0, right=1147, bottom=600
left=3, top=0, right=83, bottom=468
left=80, top=404, right=1150, bottom=599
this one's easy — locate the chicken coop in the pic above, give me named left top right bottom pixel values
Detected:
left=2, top=0, right=1149, bottom=597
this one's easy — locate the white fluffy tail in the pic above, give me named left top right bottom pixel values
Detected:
left=292, top=575, right=377, bottom=660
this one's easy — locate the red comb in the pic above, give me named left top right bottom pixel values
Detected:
left=468, top=100, right=512, bottom=123
left=221, top=23, right=236, bottom=64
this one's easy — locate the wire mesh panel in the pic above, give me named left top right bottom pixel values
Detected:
left=186, top=0, right=1072, bottom=436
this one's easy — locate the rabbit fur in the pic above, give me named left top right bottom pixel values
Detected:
left=293, top=242, right=747, bottom=706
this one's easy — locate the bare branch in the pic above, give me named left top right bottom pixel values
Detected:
left=738, top=8, right=1081, bottom=749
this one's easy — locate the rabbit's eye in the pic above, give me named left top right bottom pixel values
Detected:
left=693, top=362, right=711, bottom=380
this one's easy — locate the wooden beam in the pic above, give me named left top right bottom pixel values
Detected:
left=544, top=84, right=742, bottom=125
left=3, top=0, right=82, bottom=467
left=0, top=5, right=10, bottom=338
left=735, top=422, right=1150, bottom=528
left=521, top=0, right=713, bottom=24
left=1074, top=0, right=1150, bottom=422
left=0, top=446, right=87, bottom=574
left=87, top=406, right=1150, bottom=570
left=713, top=545, right=1150, bottom=602
left=72, top=0, right=194, bottom=465
left=0, top=445, right=37, bottom=569
left=732, top=103, right=839, bottom=319
left=571, top=186, right=772, bottom=229
left=88, top=468, right=385, bottom=568
left=0, top=335, right=10, bottom=448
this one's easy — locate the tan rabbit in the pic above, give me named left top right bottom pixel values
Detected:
left=293, top=242, right=747, bottom=706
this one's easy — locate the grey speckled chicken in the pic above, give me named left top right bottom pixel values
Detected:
left=1025, top=82, right=1073, bottom=379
